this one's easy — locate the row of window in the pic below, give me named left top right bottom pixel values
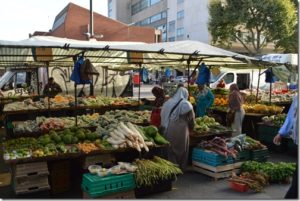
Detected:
left=135, top=11, right=167, bottom=26
left=108, top=0, right=112, bottom=17
left=132, top=0, right=161, bottom=15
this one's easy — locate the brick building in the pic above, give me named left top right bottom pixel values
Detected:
left=32, top=3, right=161, bottom=43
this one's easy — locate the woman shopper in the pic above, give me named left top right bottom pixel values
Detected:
left=227, top=84, right=245, bottom=136
left=195, top=84, right=214, bottom=117
left=160, top=87, right=195, bottom=171
left=150, top=86, right=166, bottom=128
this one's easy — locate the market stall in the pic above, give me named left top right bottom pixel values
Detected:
left=0, top=36, right=273, bottom=198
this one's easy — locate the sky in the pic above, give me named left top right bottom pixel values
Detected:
left=0, top=0, right=108, bottom=41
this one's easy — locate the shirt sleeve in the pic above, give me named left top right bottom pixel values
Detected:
left=278, top=96, right=297, bottom=137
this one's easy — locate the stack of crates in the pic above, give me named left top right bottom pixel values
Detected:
left=192, top=148, right=235, bottom=166
left=81, top=173, right=136, bottom=199
left=13, top=162, right=49, bottom=195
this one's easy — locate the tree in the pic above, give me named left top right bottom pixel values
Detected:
left=208, top=0, right=297, bottom=55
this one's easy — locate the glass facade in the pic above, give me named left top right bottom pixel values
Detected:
left=135, top=11, right=167, bottom=26
left=177, top=27, right=185, bottom=37
left=168, top=20, right=175, bottom=32
left=131, top=0, right=161, bottom=15
left=108, top=0, right=112, bottom=17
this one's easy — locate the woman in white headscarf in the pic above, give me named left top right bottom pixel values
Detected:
left=160, top=87, right=195, bottom=171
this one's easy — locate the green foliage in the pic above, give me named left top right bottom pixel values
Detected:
left=241, top=161, right=296, bottom=182
left=208, top=0, right=297, bottom=54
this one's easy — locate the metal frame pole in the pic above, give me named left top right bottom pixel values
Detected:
left=138, top=63, right=141, bottom=101
left=187, top=59, right=191, bottom=91
left=269, top=68, right=272, bottom=104
left=256, top=68, right=261, bottom=103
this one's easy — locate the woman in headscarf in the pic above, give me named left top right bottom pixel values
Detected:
left=228, top=83, right=245, bottom=136
left=160, top=87, right=195, bottom=171
left=150, top=86, right=166, bottom=127
left=195, top=84, right=214, bottom=117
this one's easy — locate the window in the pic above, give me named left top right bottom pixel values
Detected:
left=177, top=27, right=184, bottom=37
left=169, top=37, right=175, bottom=42
left=52, top=12, right=67, bottom=30
left=223, top=73, right=234, bottom=84
left=162, top=11, right=167, bottom=19
left=162, top=32, right=167, bottom=42
left=140, top=0, right=149, bottom=10
left=132, top=3, right=140, bottom=15
left=177, top=10, right=184, bottom=20
left=150, top=0, right=160, bottom=5
left=177, top=0, right=184, bottom=3
left=169, top=21, right=175, bottom=32
left=108, top=0, right=112, bottom=17
left=150, top=13, right=162, bottom=23
left=140, top=18, right=150, bottom=26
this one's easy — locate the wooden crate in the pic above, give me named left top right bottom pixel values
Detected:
left=0, top=172, right=11, bottom=187
left=83, top=190, right=135, bottom=199
left=192, top=161, right=243, bottom=181
left=14, top=162, right=48, bottom=178
left=14, top=175, right=50, bottom=195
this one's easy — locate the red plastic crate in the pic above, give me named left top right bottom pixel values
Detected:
left=229, top=181, right=249, bottom=192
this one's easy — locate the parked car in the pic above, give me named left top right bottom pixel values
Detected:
left=174, top=76, right=188, bottom=83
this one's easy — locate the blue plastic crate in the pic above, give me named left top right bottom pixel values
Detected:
left=81, top=173, right=136, bottom=198
left=192, top=148, right=234, bottom=167
left=250, top=148, right=269, bottom=162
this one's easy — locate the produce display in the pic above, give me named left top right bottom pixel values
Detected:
left=229, top=171, right=269, bottom=192
left=193, top=116, right=231, bottom=134
left=261, top=114, right=286, bottom=127
left=241, top=161, right=296, bottom=183
left=197, top=134, right=266, bottom=158
left=101, top=110, right=151, bottom=125
left=3, top=95, right=139, bottom=112
left=78, top=96, right=139, bottom=107
left=260, top=93, right=294, bottom=103
left=13, top=113, right=101, bottom=134
left=133, top=156, right=182, bottom=187
left=242, top=104, right=284, bottom=115
left=212, top=88, right=229, bottom=96
left=213, top=97, right=228, bottom=106
left=3, top=122, right=169, bottom=160
left=198, top=137, right=239, bottom=159
left=3, top=127, right=100, bottom=160
left=88, top=162, right=138, bottom=177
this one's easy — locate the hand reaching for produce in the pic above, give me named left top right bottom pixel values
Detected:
left=273, top=134, right=282, bottom=145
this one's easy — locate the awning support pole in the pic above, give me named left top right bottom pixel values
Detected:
left=256, top=68, right=261, bottom=103
left=269, top=68, right=272, bottom=104
left=187, top=59, right=191, bottom=91
left=138, top=63, right=141, bottom=101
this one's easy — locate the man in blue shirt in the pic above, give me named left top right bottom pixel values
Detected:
left=273, top=94, right=298, bottom=199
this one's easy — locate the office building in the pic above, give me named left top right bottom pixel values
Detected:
left=108, top=0, right=211, bottom=43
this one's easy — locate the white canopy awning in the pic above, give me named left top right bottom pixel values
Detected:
left=0, top=36, right=264, bottom=69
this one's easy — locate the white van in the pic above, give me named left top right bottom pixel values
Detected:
left=209, top=68, right=268, bottom=90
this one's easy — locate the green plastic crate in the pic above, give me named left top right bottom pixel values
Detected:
left=236, top=150, right=251, bottom=161
left=251, top=148, right=269, bottom=162
left=81, top=173, right=136, bottom=198
left=258, top=124, right=279, bottom=144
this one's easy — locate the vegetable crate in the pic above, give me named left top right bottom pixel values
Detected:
left=236, top=150, right=251, bottom=162
left=192, top=161, right=243, bottom=181
left=13, top=175, right=50, bottom=195
left=192, top=148, right=234, bottom=167
left=14, top=162, right=49, bottom=178
left=81, top=173, right=136, bottom=198
left=229, top=181, right=249, bottom=192
left=250, top=148, right=269, bottom=162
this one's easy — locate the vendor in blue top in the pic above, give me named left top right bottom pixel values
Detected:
left=195, top=84, right=215, bottom=117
